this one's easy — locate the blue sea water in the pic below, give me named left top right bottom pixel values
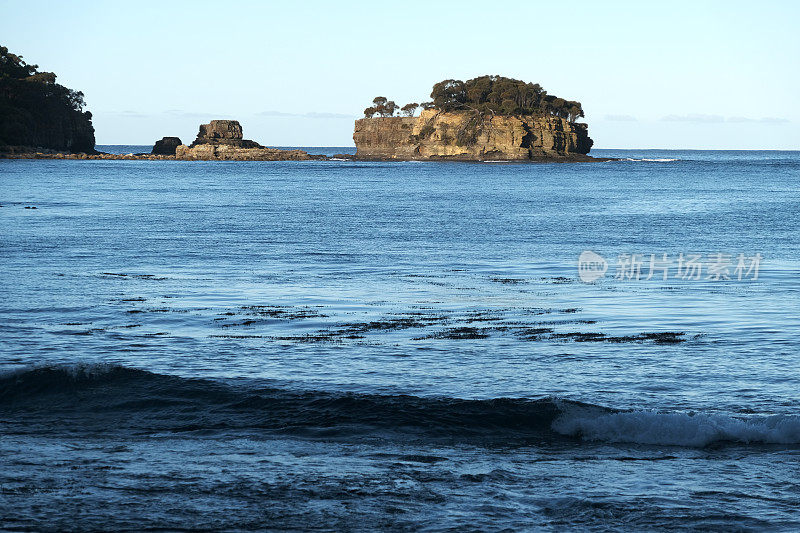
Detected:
left=1, top=148, right=800, bottom=530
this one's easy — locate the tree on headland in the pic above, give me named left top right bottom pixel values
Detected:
left=566, top=101, right=585, bottom=122
left=0, top=47, right=87, bottom=113
left=0, top=47, right=37, bottom=79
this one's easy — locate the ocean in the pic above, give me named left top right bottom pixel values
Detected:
left=1, top=148, right=799, bottom=530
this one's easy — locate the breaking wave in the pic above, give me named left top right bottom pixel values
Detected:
left=553, top=404, right=800, bottom=447
left=2, top=364, right=799, bottom=447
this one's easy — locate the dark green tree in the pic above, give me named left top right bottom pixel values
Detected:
left=425, top=75, right=581, bottom=120
left=364, top=96, right=398, bottom=117
left=400, top=102, right=419, bottom=117
left=430, top=79, right=466, bottom=111
left=381, top=100, right=398, bottom=117
left=365, top=75, right=584, bottom=121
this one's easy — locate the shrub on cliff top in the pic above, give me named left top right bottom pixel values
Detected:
left=364, top=76, right=585, bottom=122
left=431, top=75, right=585, bottom=121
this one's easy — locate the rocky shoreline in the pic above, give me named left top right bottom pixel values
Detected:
left=0, top=149, right=612, bottom=162
left=0, top=149, right=175, bottom=160
left=1, top=118, right=613, bottom=162
left=346, top=153, right=612, bottom=163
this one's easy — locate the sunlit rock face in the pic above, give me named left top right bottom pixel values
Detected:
left=354, top=110, right=594, bottom=161
left=190, top=120, right=262, bottom=149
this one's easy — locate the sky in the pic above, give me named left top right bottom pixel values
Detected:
left=1, top=0, right=799, bottom=148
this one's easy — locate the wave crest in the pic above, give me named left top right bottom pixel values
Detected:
left=4, top=365, right=800, bottom=447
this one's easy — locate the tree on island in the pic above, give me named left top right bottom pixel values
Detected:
left=363, top=75, right=585, bottom=122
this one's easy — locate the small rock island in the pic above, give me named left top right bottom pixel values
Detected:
left=174, top=120, right=317, bottom=161
left=354, top=76, right=598, bottom=162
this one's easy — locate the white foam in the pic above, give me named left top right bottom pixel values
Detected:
left=552, top=408, right=800, bottom=447
left=621, top=157, right=679, bottom=162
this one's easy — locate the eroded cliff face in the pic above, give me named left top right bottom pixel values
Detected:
left=175, top=144, right=314, bottom=161
left=353, top=109, right=593, bottom=161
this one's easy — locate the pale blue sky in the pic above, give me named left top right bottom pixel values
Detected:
left=2, top=0, right=798, bottom=148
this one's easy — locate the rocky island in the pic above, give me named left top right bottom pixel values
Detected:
left=353, top=76, right=601, bottom=162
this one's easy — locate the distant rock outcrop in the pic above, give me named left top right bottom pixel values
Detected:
left=3, top=118, right=325, bottom=161
left=196, top=120, right=242, bottom=142
left=189, top=120, right=262, bottom=149
left=175, top=120, right=320, bottom=161
left=0, top=45, right=95, bottom=153
left=151, top=136, right=182, bottom=155
left=354, top=109, right=594, bottom=161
